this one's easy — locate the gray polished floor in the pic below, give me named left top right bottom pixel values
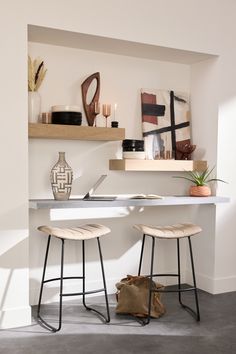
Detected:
left=0, top=288, right=236, bottom=354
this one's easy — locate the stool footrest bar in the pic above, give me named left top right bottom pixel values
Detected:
left=147, top=273, right=179, bottom=277
left=151, top=287, right=197, bottom=293
left=43, top=276, right=84, bottom=284
left=62, top=288, right=105, bottom=297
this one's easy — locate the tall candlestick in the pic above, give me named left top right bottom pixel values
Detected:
left=102, top=104, right=111, bottom=127
left=102, top=104, right=111, bottom=116
left=93, top=101, right=100, bottom=127
left=114, top=103, right=117, bottom=121
left=94, top=101, right=100, bottom=114
left=102, top=104, right=106, bottom=116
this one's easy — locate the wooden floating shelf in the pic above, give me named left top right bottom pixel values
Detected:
left=109, top=159, right=207, bottom=172
left=28, top=123, right=125, bottom=141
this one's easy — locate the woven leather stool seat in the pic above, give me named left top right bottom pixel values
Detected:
left=134, top=223, right=202, bottom=239
left=38, top=223, right=111, bottom=240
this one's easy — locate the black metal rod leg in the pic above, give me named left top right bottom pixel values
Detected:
left=188, top=237, right=200, bottom=321
left=138, top=234, right=146, bottom=276
left=143, top=235, right=155, bottom=326
left=97, top=237, right=110, bottom=322
left=37, top=235, right=51, bottom=318
left=58, top=238, right=64, bottom=331
left=82, top=240, right=90, bottom=310
left=37, top=236, right=65, bottom=332
left=177, top=238, right=183, bottom=305
left=82, top=239, right=110, bottom=323
left=82, top=240, right=96, bottom=312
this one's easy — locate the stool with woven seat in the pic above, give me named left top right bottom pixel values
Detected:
left=134, top=222, right=202, bottom=324
left=37, top=223, right=111, bottom=332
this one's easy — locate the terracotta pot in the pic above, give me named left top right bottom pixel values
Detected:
left=189, top=185, right=211, bottom=197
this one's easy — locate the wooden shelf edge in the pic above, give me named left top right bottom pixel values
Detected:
left=28, top=123, right=125, bottom=141
left=109, top=159, right=207, bottom=171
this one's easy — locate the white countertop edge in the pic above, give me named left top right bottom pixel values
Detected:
left=29, top=195, right=230, bottom=209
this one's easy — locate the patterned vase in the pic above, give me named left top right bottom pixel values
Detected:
left=50, top=152, right=73, bottom=200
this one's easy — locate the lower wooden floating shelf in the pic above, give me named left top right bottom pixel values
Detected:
left=28, top=123, right=125, bottom=141
left=109, top=159, right=207, bottom=171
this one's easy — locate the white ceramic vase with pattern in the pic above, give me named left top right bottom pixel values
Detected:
left=50, top=152, right=73, bottom=200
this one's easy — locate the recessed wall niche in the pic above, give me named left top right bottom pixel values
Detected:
left=28, top=24, right=219, bottom=307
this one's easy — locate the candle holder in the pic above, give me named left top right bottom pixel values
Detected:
left=111, top=121, right=119, bottom=128
left=102, top=104, right=111, bottom=127
left=93, top=101, right=100, bottom=127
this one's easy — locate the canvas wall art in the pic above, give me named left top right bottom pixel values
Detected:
left=141, top=89, right=194, bottom=160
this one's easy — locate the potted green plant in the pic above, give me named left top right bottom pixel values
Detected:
left=173, top=166, right=227, bottom=197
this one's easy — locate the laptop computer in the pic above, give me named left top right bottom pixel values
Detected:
left=83, top=175, right=117, bottom=201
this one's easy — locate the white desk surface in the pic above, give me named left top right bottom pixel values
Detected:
left=29, top=195, right=230, bottom=209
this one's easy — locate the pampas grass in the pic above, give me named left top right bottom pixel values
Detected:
left=28, top=56, right=47, bottom=91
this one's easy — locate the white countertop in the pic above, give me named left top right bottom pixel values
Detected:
left=29, top=195, right=230, bottom=209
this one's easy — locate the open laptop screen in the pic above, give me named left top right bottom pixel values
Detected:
left=83, top=175, right=117, bottom=201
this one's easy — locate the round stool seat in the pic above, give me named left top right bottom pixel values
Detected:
left=38, top=223, right=111, bottom=240
left=134, top=223, right=202, bottom=239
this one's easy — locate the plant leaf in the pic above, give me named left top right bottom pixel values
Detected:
left=204, top=166, right=215, bottom=181
left=207, top=178, right=227, bottom=183
left=172, top=176, right=197, bottom=184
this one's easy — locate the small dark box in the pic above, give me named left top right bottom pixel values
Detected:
left=122, top=139, right=144, bottom=152
left=51, top=111, right=82, bottom=125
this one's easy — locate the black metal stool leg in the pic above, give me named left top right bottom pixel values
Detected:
left=97, top=237, right=110, bottom=322
left=82, top=240, right=90, bottom=311
left=177, top=238, right=183, bottom=305
left=188, top=237, right=200, bottom=321
left=81, top=240, right=98, bottom=313
left=82, top=238, right=110, bottom=323
left=175, top=237, right=200, bottom=321
left=37, top=236, right=65, bottom=332
left=142, top=236, right=155, bottom=326
left=58, top=238, right=64, bottom=331
left=37, top=235, right=51, bottom=319
left=138, top=234, right=146, bottom=276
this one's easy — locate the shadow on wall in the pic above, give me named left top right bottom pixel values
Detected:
left=0, top=203, right=28, bottom=231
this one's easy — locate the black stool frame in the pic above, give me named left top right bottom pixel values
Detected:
left=37, top=235, right=110, bottom=332
left=138, top=234, right=200, bottom=325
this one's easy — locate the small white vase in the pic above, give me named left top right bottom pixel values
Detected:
left=28, top=91, right=41, bottom=123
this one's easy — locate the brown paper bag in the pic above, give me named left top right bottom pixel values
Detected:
left=116, top=275, right=165, bottom=318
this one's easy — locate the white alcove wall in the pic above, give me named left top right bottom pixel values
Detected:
left=28, top=30, right=218, bottom=304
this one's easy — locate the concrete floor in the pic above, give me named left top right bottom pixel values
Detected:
left=0, top=288, right=236, bottom=354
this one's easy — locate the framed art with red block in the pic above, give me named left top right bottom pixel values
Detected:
left=141, top=89, right=194, bottom=160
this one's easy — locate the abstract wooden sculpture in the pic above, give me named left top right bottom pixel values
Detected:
left=81, top=72, right=100, bottom=126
